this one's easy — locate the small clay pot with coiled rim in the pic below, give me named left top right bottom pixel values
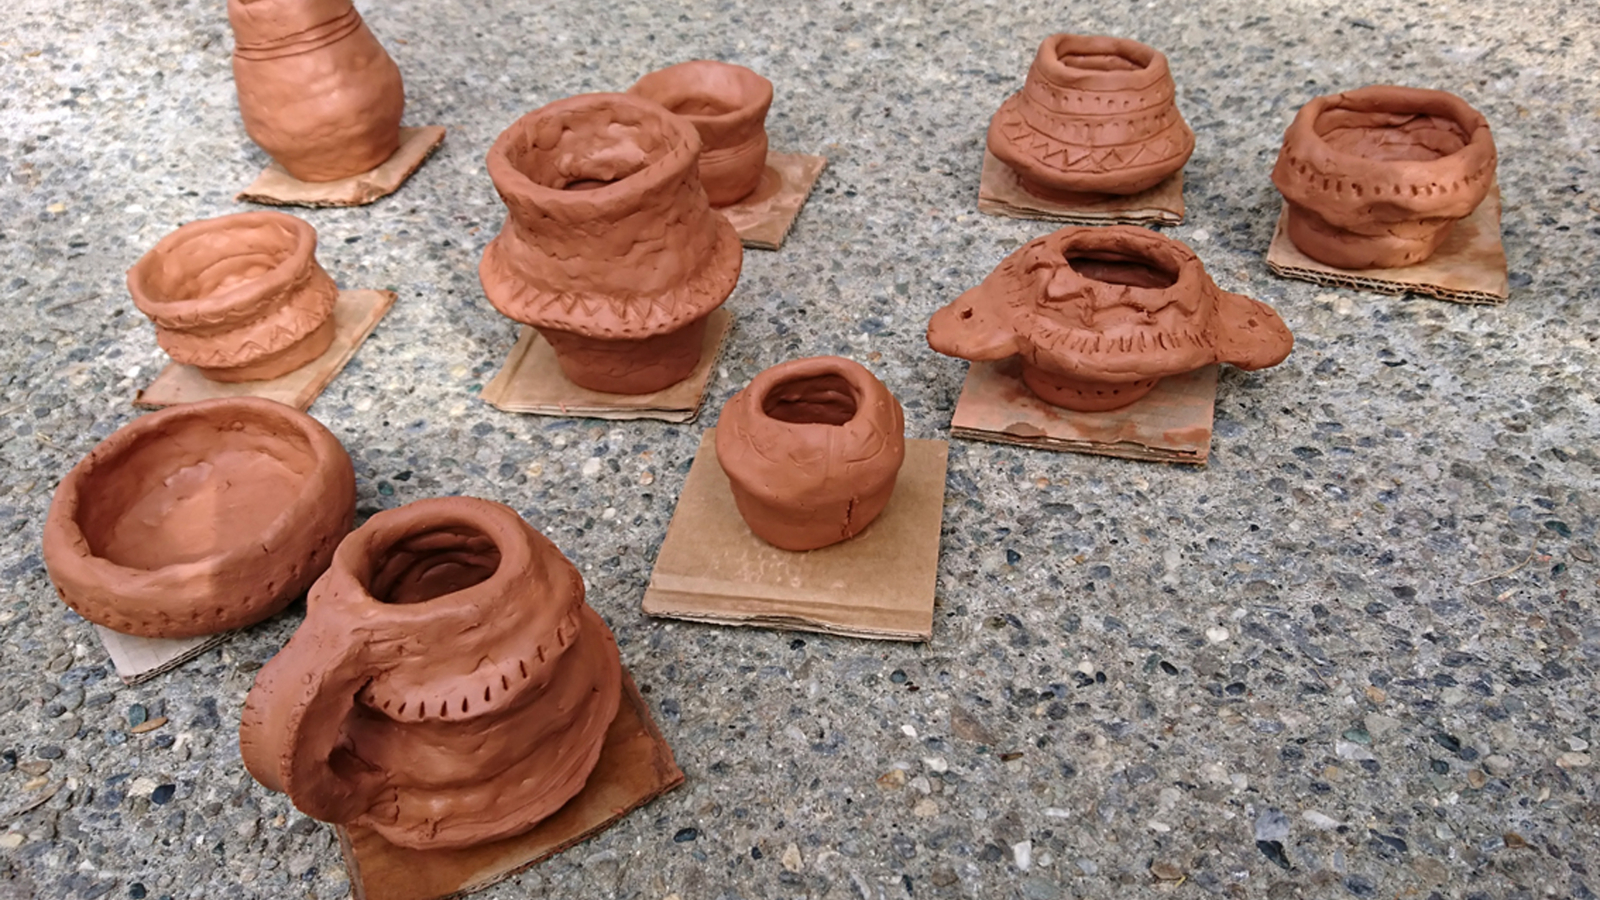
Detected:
left=239, top=497, right=622, bottom=851
left=1271, top=85, right=1496, bottom=269
left=128, top=211, right=339, bottom=383
left=629, top=61, right=774, bottom=207
left=716, top=357, right=906, bottom=551
left=42, top=397, right=355, bottom=639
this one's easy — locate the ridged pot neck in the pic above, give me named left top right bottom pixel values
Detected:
left=127, top=211, right=317, bottom=330
left=1285, top=85, right=1494, bottom=180
left=228, top=0, right=356, bottom=48
left=1030, top=33, right=1170, bottom=94
left=630, top=61, right=774, bottom=149
left=485, top=93, right=703, bottom=229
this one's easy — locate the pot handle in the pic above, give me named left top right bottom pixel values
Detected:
left=239, top=618, right=387, bottom=825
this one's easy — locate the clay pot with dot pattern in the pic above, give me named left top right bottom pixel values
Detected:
left=239, top=497, right=621, bottom=851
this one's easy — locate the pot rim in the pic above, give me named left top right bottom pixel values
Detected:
left=1032, top=33, right=1170, bottom=91
left=127, top=211, right=318, bottom=330
left=747, top=355, right=878, bottom=430
left=44, top=397, right=347, bottom=584
left=1282, top=84, right=1493, bottom=180
left=485, top=92, right=703, bottom=221
left=628, top=60, right=774, bottom=134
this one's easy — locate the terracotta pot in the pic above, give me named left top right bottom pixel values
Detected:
left=629, top=61, right=774, bottom=206
left=716, top=357, right=906, bottom=551
left=988, top=33, right=1194, bottom=201
left=239, top=497, right=622, bottom=851
left=480, top=93, right=742, bottom=394
left=927, top=225, right=1294, bottom=412
left=127, top=212, right=339, bottom=383
left=229, top=0, right=405, bottom=182
left=1271, top=85, right=1496, bottom=269
left=42, top=398, right=355, bottom=639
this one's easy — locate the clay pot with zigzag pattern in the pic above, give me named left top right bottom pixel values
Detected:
left=988, top=33, right=1194, bottom=202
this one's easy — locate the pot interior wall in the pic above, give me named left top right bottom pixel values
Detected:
left=761, top=373, right=860, bottom=426
left=366, top=525, right=503, bottom=605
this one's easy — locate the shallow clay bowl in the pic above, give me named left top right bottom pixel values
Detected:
left=43, top=397, right=355, bottom=639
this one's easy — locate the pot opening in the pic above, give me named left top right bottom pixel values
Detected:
left=154, top=219, right=299, bottom=303
left=1054, top=38, right=1152, bottom=73
left=509, top=108, right=672, bottom=193
left=1315, top=106, right=1471, bottom=163
left=366, top=525, right=503, bottom=605
left=669, top=96, right=740, bottom=117
left=761, top=373, right=860, bottom=426
left=1064, top=251, right=1179, bottom=289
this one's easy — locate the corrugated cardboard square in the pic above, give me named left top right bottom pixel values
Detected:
left=1265, top=182, right=1508, bottom=305
left=948, top=358, right=1217, bottom=465
left=719, top=152, right=827, bottom=250
left=480, top=308, right=731, bottom=423
left=977, top=149, right=1184, bottom=226
left=642, top=431, right=948, bottom=642
left=237, top=125, right=446, bottom=208
left=336, top=669, right=683, bottom=900
left=94, top=624, right=230, bottom=685
left=135, top=289, right=395, bottom=412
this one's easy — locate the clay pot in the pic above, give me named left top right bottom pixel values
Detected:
left=229, top=0, right=405, bottom=182
left=716, top=357, right=906, bottom=551
left=42, top=398, right=355, bottom=639
left=128, top=212, right=339, bottom=383
left=988, top=33, right=1194, bottom=201
left=629, top=61, right=774, bottom=206
left=927, top=226, right=1293, bottom=412
left=480, top=93, right=742, bottom=394
left=1271, top=85, right=1496, bottom=269
left=239, top=497, right=622, bottom=851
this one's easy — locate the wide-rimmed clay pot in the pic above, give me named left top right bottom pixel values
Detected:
left=239, top=497, right=622, bottom=851
left=928, top=226, right=1293, bottom=412
left=716, top=357, right=906, bottom=551
left=1271, top=85, right=1496, bottom=269
left=229, top=0, right=405, bottom=182
left=629, top=61, right=774, bottom=207
left=42, top=397, right=355, bottom=639
left=988, top=33, right=1194, bottom=201
left=480, top=93, right=742, bottom=394
left=128, top=212, right=339, bottom=383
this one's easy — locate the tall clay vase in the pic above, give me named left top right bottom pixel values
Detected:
left=629, top=61, right=775, bottom=206
left=239, top=497, right=622, bottom=851
left=128, top=212, right=338, bottom=383
left=716, top=357, right=906, bottom=551
left=229, top=0, right=405, bottom=182
left=480, top=93, right=742, bottom=394
left=988, top=33, right=1195, bottom=201
left=42, top=397, right=355, bottom=639
left=928, top=226, right=1294, bottom=412
left=1271, top=85, right=1496, bottom=269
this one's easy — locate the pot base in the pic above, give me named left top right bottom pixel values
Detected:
left=196, top=315, right=337, bottom=383
left=1021, top=364, right=1160, bottom=412
left=1283, top=203, right=1455, bottom=270
left=1016, top=175, right=1128, bottom=207
left=540, top=317, right=709, bottom=395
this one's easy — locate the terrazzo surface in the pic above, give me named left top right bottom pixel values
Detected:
left=2, top=0, right=1598, bottom=898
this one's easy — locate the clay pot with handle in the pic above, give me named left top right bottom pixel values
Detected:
left=239, top=497, right=622, bottom=851
left=229, top=0, right=405, bottom=182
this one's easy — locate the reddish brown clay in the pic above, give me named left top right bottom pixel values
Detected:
left=229, top=0, right=405, bottom=182
left=42, top=398, right=354, bottom=639
left=480, top=93, right=742, bottom=394
left=239, top=497, right=622, bottom=851
left=716, top=357, right=906, bottom=551
left=928, top=225, right=1293, bottom=412
left=988, top=33, right=1194, bottom=202
left=128, top=212, right=339, bottom=383
left=1271, top=85, right=1496, bottom=269
left=629, top=61, right=775, bottom=207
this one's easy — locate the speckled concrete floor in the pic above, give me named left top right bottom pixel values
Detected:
left=2, top=0, right=1598, bottom=898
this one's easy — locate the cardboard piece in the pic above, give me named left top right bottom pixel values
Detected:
left=977, top=149, right=1184, bottom=226
left=337, top=669, right=683, bottom=900
left=717, top=152, right=827, bottom=250
left=135, top=289, right=395, bottom=412
left=237, top=125, right=447, bottom=208
left=480, top=308, right=731, bottom=423
left=948, top=358, right=1217, bottom=465
left=94, top=624, right=229, bottom=685
left=642, top=431, right=948, bottom=641
left=1265, top=183, right=1508, bottom=305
